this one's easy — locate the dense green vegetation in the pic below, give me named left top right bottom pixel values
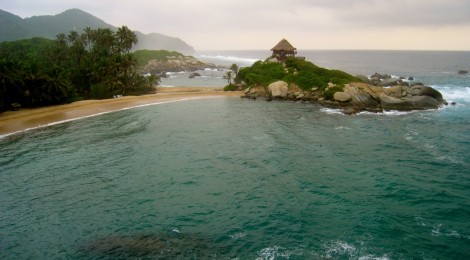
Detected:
left=133, top=49, right=187, bottom=67
left=0, top=26, right=159, bottom=112
left=231, top=57, right=361, bottom=95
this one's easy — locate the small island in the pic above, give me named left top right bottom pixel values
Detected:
left=227, top=39, right=448, bottom=114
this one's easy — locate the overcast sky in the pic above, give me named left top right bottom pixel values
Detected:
left=3, top=0, right=470, bottom=51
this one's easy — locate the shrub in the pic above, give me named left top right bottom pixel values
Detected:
left=91, top=83, right=111, bottom=99
left=237, top=61, right=286, bottom=87
left=223, top=84, right=238, bottom=91
left=237, top=57, right=360, bottom=95
left=323, top=85, right=345, bottom=100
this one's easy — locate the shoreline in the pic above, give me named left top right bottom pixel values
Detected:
left=0, top=87, right=242, bottom=138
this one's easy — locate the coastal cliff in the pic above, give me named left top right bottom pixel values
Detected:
left=134, top=50, right=217, bottom=75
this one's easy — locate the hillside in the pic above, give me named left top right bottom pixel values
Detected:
left=0, top=8, right=194, bottom=54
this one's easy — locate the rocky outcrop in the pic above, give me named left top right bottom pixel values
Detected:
left=458, top=70, right=468, bottom=75
left=364, top=72, right=418, bottom=87
left=143, top=55, right=216, bottom=74
left=241, top=80, right=447, bottom=114
left=331, top=83, right=447, bottom=113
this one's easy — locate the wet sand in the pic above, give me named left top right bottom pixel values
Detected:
left=0, top=87, right=242, bottom=137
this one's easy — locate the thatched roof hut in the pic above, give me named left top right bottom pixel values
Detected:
left=271, top=39, right=297, bottom=61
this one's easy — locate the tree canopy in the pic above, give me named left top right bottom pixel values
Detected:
left=0, top=26, right=159, bottom=112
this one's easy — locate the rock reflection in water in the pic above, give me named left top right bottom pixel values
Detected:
left=80, top=232, right=225, bottom=259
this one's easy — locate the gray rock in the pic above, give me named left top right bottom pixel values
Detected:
left=188, top=72, right=201, bottom=78
left=372, top=73, right=391, bottom=80
left=378, top=78, right=401, bottom=87
left=341, top=83, right=446, bottom=113
left=342, top=107, right=358, bottom=115
left=384, top=85, right=404, bottom=98
left=458, top=70, right=468, bottom=75
left=380, top=95, right=441, bottom=111
left=410, top=82, right=424, bottom=87
left=370, top=77, right=381, bottom=86
left=410, top=85, right=444, bottom=101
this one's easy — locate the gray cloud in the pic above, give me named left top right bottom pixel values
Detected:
left=2, top=0, right=470, bottom=50
left=334, top=0, right=470, bottom=27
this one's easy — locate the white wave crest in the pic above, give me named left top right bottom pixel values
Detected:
left=197, top=54, right=259, bottom=65
left=256, top=246, right=306, bottom=260
left=0, top=97, right=208, bottom=140
left=432, top=86, right=470, bottom=102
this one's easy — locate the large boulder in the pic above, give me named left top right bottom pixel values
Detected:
left=410, top=85, right=445, bottom=102
left=268, top=81, right=289, bottom=98
left=343, top=83, right=381, bottom=110
left=333, top=92, right=352, bottom=102
left=188, top=72, right=201, bottom=78
left=380, top=94, right=442, bottom=111
left=383, top=85, right=405, bottom=98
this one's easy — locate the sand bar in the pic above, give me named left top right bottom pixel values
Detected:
left=0, top=87, right=242, bottom=137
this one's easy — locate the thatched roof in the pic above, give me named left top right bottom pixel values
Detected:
left=271, top=39, right=296, bottom=51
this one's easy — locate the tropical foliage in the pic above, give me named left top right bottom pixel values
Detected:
left=133, top=49, right=187, bottom=66
left=0, top=26, right=159, bottom=112
left=222, top=63, right=242, bottom=91
left=233, top=57, right=361, bottom=93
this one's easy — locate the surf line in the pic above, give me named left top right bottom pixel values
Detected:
left=0, top=96, right=219, bottom=140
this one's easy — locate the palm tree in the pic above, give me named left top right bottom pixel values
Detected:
left=67, top=31, right=80, bottom=45
left=230, top=64, right=239, bottom=75
left=230, top=63, right=240, bottom=84
left=83, top=27, right=94, bottom=52
left=42, top=67, right=72, bottom=103
left=56, top=33, right=67, bottom=47
left=223, top=71, right=233, bottom=85
left=116, top=26, right=138, bottom=54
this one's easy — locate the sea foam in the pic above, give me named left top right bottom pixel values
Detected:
left=197, top=54, right=259, bottom=65
left=433, top=86, right=470, bottom=102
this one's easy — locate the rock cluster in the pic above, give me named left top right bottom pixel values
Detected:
left=242, top=79, right=448, bottom=115
left=331, top=83, right=447, bottom=114
left=143, top=55, right=216, bottom=74
left=360, top=72, right=417, bottom=87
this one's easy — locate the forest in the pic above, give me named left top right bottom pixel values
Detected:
left=0, top=26, right=159, bottom=112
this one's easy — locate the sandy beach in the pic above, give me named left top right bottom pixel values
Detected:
left=0, top=87, right=242, bottom=137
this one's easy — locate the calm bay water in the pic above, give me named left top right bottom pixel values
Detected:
left=1, top=51, right=470, bottom=259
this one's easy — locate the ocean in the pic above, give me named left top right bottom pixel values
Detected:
left=1, top=50, right=470, bottom=259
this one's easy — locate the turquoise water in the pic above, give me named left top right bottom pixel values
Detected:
left=1, top=97, right=469, bottom=259
left=1, top=51, right=470, bottom=259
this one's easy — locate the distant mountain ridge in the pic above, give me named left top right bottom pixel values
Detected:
left=0, top=8, right=195, bottom=54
